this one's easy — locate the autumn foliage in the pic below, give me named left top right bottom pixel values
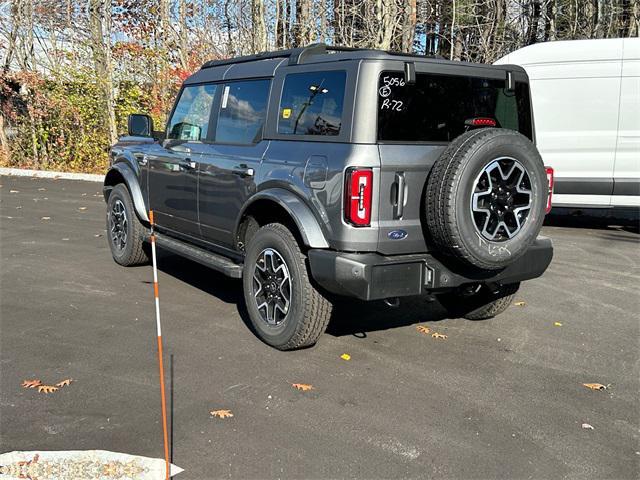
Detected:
left=1, top=1, right=637, bottom=173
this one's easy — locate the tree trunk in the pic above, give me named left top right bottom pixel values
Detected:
left=294, top=0, right=312, bottom=47
left=178, top=0, right=189, bottom=69
left=544, top=0, right=557, bottom=41
left=89, top=0, right=118, bottom=146
left=252, top=0, right=268, bottom=52
left=527, top=0, right=541, bottom=45
left=401, top=0, right=417, bottom=52
left=224, top=0, right=235, bottom=56
left=376, top=0, right=398, bottom=50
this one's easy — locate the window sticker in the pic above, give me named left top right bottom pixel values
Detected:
left=221, top=85, right=230, bottom=109
left=282, top=108, right=292, bottom=119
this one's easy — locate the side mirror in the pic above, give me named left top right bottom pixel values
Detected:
left=128, top=114, right=153, bottom=137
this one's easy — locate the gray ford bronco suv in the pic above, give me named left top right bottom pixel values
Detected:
left=104, top=44, right=554, bottom=350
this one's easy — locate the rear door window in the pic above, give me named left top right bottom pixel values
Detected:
left=278, top=71, right=346, bottom=136
left=214, top=79, right=270, bottom=145
left=167, top=84, right=217, bottom=141
left=377, top=72, right=532, bottom=142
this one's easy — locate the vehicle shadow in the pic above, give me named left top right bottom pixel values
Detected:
left=154, top=250, right=457, bottom=339
left=155, top=251, right=243, bottom=306
left=544, top=209, right=639, bottom=234
left=325, top=296, right=451, bottom=338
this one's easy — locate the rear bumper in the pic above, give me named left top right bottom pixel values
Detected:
left=308, top=237, right=553, bottom=301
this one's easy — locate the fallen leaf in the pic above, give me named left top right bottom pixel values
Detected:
left=416, top=326, right=431, bottom=335
left=38, top=188, right=46, bottom=191
left=9, top=190, right=19, bottom=193
left=210, top=409, right=234, bottom=419
left=94, top=234, right=102, bottom=237
left=583, top=383, right=607, bottom=391
left=37, top=385, right=59, bottom=394
left=62, top=238, right=70, bottom=241
left=513, top=301, right=526, bottom=307
left=581, top=423, right=594, bottom=430
left=340, top=353, right=351, bottom=361
left=292, top=383, right=313, bottom=391
left=16, top=206, right=22, bottom=209
left=56, top=378, right=73, bottom=388
left=554, top=322, right=563, bottom=327
left=22, top=379, right=42, bottom=388
left=41, top=216, right=51, bottom=220
left=78, top=207, right=87, bottom=211
left=82, top=193, right=87, bottom=196
left=431, top=332, right=447, bottom=339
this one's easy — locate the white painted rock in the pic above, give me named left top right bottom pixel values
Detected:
left=0, top=450, right=183, bottom=479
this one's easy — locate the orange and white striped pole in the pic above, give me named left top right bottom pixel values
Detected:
left=149, top=210, right=170, bottom=480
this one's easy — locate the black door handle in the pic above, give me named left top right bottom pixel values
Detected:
left=178, top=158, right=197, bottom=170
left=232, top=166, right=254, bottom=177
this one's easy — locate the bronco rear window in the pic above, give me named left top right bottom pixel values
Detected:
left=377, top=71, right=532, bottom=142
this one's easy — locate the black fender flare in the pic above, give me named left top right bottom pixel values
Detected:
left=103, top=162, right=149, bottom=223
left=237, top=188, right=329, bottom=248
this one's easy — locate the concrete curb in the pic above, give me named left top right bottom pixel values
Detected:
left=0, top=168, right=103, bottom=182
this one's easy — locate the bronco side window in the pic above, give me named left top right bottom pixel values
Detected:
left=167, top=84, right=217, bottom=141
left=214, top=79, right=271, bottom=145
left=278, top=71, right=346, bottom=136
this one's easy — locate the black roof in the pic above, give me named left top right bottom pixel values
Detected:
left=182, top=43, right=525, bottom=86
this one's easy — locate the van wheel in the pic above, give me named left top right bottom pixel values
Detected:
left=242, top=223, right=332, bottom=350
left=438, top=283, right=520, bottom=320
left=106, top=184, right=149, bottom=266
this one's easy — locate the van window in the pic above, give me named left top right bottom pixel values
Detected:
left=167, top=84, right=217, bottom=141
left=215, top=79, right=270, bottom=145
left=278, top=71, right=346, bottom=136
left=377, top=72, right=532, bottom=142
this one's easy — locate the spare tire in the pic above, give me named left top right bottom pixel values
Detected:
left=425, top=128, right=547, bottom=270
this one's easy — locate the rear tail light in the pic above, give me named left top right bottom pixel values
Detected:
left=464, top=117, right=497, bottom=127
left=345, top=168, right=373, bottom=227
left=545, top=166, right=554, bottom=214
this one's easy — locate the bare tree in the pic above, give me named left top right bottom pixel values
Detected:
left=89, top=0, right=117, bottom=145
left=293, top=0, right=313, bottom=46
left=252, top=0, right=268, bottom=52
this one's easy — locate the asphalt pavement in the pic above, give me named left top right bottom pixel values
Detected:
left=1, top=175, right=638, bottom=479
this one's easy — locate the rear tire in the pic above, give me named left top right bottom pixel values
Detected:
left=106, top=184, right=149, bottom=266
left=242, top=223, right=332, bottom=350
left=438, top=283, right=520, bottom=320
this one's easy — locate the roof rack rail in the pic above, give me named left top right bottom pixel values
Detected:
left=201, top=43, right=444, bottom=70
left=201, top=43, right=370, bottom=69
left=201, top=50, right=292, bottom=69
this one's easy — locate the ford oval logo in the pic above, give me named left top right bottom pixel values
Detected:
left=388, top=230, right=408, bottom=240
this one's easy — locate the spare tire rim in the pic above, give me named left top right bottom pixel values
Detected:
left=471, top=157, right=532, bottom=242
left=252, top=248, right=291, bottom=326
left=109, top=199, right=128, bottom=250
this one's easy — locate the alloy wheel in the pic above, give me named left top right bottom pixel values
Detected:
left=109, top=199, right=128, bottom=250
left=470, top=157, right=532, bottom=241
left=252, top=248, right=291, bottom=326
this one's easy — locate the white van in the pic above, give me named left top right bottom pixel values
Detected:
left=495, top=38, right=639, bottom=211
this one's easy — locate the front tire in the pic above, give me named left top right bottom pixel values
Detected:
left=106, top=184, right=149, bottom=266
left=242, top=223, right=332, bottom=350
left=438, top=283, right=520, bottom=320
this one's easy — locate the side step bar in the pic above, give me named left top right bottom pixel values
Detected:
left=154, top=233, right=243, bottom=278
